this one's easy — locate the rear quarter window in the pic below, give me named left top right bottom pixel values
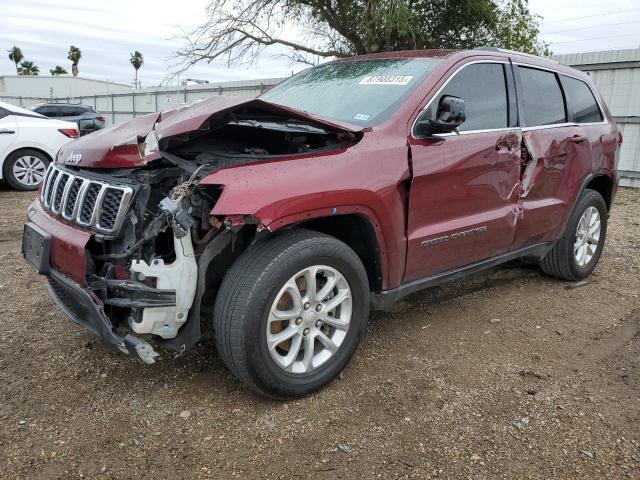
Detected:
left=560, top=76, right=603, bottom=123
left=518, top=66, right=566, bottom=127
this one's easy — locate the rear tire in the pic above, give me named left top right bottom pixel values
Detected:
left=213, top=229, right=369, bottom=398
left=540, top=189, right=607, bottom=281
left=3, top=149, right=49, bottom=191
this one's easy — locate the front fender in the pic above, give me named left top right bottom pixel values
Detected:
left=199, top=149, right=410, bottom=289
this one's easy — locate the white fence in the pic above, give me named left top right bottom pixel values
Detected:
left=0, top=78, right=284, bottom=126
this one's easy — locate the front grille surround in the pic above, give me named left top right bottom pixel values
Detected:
left=41, top=164, right=134, bottom=238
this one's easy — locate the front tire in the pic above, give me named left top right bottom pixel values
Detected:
left=213, top=229, right=370, bottom=398
left=3, top=149, right=49, bottom=191
left=540, top=189, right=608, bottom=281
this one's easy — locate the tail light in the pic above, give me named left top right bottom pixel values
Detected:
left=618, top=130, right=623, bottom=145
left=96, top=114, right=105, bottom=122
left=58, top=128, right=79, bottom=138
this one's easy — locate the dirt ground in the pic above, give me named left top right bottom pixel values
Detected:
left=0, top=186, right=638, bottom=480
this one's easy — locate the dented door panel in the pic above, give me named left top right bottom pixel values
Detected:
left=404, top=129, right=522, bottom=282
left=512, top=126, right=593, bottom=249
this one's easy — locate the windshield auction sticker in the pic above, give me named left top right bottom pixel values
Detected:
left=359, top=75, right=413, bottom=85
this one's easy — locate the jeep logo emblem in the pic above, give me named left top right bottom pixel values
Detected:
left=67, top=152, right=82, bottom=164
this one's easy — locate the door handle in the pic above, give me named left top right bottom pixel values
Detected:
left=569, top=134, right=588, bottom=143
left=0, top=129, right=15, bottom=134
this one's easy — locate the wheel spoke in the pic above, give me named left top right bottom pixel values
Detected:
left=281, top=334, right=303, bottom=369
left=324, top=289, right=350, bottom=313
left=302, top=266, right=318, bottom=301
left=300, top=334, right=315, bottom=372
left=315, top=331, right=338, bottom=354
left=267, top=326, right=298, bottom=351
left=316, top=271, right=340, bottom=301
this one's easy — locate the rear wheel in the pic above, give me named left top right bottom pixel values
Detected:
left=213, top=229, right=369, bottom=398
left=3, top=149, right=49, bottom=191
left=540, top=189, right=607, bottom=280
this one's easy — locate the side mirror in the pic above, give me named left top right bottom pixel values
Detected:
left=414, top=95, right=466, bottom=137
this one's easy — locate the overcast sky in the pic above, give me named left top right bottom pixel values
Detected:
left=1, top=0, right=639, bottom=87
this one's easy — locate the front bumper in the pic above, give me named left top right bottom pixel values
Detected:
left=22, top=211, right=161, bottom=363
left=46, top=269, right=158, bottom=362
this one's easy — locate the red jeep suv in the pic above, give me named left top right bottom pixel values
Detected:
left=22, top=48, right=620, bottom=398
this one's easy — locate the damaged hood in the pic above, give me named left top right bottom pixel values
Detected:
left=56, top=96, right=365, bottom=169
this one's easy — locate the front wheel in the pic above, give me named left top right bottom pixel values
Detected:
left=213, top=229, right=369, bottom=398
left=540, top=189, right=608, bottom=281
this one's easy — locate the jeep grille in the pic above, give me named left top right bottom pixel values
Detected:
left=41, top=164, right=133, bottom=237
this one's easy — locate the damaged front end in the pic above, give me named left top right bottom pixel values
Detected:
left=29, top=97, right=363, bottom=363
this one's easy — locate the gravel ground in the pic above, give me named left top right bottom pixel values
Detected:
left=0, top=186, right=638, bottom=480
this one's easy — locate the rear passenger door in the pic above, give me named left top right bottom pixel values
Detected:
left=405, top=61, right=522, bottom=282
left=512, top=65, right=596, bottom=249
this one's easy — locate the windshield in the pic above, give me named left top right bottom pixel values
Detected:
left=261, top=58, right=442, bottom=127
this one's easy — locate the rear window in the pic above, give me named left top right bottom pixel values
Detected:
left=560, top=76, right=603, bottom=123
left=518, top=67, right=566, bottom=127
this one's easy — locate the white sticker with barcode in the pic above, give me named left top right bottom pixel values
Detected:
left=359, top=75, right=413, bottom=85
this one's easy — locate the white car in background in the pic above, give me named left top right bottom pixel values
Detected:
left=0, top=101, right=79, bottom=191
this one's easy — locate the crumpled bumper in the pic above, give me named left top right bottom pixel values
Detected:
left=46, top=267, right=159, bottom=363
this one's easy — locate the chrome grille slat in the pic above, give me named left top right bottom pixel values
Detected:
left=40, top=164, right=133, bottom=237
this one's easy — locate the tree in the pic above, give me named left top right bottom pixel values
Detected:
left=50, top=65, right=68, bottom=76
left=67, top=45, right=82, bottom=76
left=18, top=61, right=40, bottom=76
left=130, top=51, right=144, bottom=88
left=8, top=46, right=23, bottom=74
left=176, top=0, right=550, bottom=68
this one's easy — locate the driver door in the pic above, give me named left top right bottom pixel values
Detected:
left=0, top=108, right=18, bottom=161
left=404, top=61, right=522, bottom=282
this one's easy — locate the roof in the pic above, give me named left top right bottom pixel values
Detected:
left=334, top=48, right=585, bottom=79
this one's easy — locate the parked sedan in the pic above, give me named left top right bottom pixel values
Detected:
left=31, top=103, right=106, bottom=136
left=0, top=101, right=78, bottom=190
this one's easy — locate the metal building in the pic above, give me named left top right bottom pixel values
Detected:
left=554, top=48, right=640, bottom=188
left=0, top=75, right=132, bottom=98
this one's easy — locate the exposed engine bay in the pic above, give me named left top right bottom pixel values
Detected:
left=42, top=105, right=360, bottom=361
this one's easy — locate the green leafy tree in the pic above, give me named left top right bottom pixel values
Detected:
left=67, top=45, right=82, bottom=76
left=130, top=51, right=144, bottom=88
left=8, top=46, right=24, bottom=74
left=176, top=0, right=550, bottom=68
left=50, top=65, right=68, bottom=76
left=18, top=61, right=40, bottom=75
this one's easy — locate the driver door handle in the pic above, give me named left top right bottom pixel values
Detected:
left=569, top=134, right=588, bottom=143
left=0, top=129, right=15, bottom=134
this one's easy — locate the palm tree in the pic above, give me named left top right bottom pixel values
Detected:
left=8, top=46, right=23, bottom=74
left=19, top=61, right=40, bottom=76
left=50, top=66, right=68, bottom=76
left=67, top=45, right=81, bottom=76
left=130, top=51, right=144, bottom=89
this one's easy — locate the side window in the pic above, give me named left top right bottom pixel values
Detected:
left=62, top=106, right=85, bottom=116
left=518, top=66, right=566, bottom=126
left=560, top=76, right=603, bottom=123
left=0, top=108, right=8, bottom=120
left=37, top=106, right=59, bottom=117
left=432, top=63, right=509, bottom=132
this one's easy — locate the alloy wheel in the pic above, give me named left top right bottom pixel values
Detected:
left=12, top=156, right=47, bottom=187
left=574, top=206, right=601, bottom=267
left=266, top=265, right=352, bottom=374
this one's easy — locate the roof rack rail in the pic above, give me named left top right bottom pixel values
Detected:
left=473, top=46, right=557, bottom=63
